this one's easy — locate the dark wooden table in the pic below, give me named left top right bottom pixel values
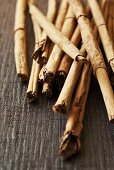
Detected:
left=0, top=0, right=114, bottom=169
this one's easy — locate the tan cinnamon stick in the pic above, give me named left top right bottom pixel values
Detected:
left=107, top=1, right=112, bottom=39
left=43, top=7, right=76, bottom=83
left=30, top=0, right=57, bottom=64
left=106, top=1, right=114, bottom=85
left=55, top=0, right=68, bottom=30
left=69, top=0, right=114, bottom=122
left=53, top=19, right=97, bottom=115
left=29, top=3, right=85, bottom=62
left=53, top=45, right=86, bottom=114
left=38, top=0, right=57, bottom=64
left=28, top=0, right=57, bottom=98
left=38, top=0, right=68, bottom=65
left=55, top=5, right=91, bottom=89
left=59, top=61, right=92, bottom=159
left=26, top=15, right=41, bottom=102
left=87, top=0, right=114, bottom=73
left=55, top=25, right=81, bottom=89
left=14, top=0, right=28, bottom=81
left=39, top=1, right=68, bottom=96
left=27, top=60, right=41, bottom=102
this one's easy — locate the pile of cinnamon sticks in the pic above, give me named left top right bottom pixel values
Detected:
left=14, top=0, right=114, bottom=159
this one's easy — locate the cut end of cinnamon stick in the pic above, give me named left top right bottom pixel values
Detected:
left=26, top=91, right=37, bottom=102
left=59, top=131, right=81, bottom=159
left=55, top=71, right=66, bottom=90
left=53, top=101, right=67, bottom=114
left=18, top=73, right=28, bottom=82
left=32, top=40, right=46, bottom=61
left=109, top=115, right=114, bottom=123
left=76, top=55, right=88, bottom=64
left=43, top=69, right=55, bottom=83
left=42, top=82, right=53, bottom=97
left=38, top=56, right=48, bottom=65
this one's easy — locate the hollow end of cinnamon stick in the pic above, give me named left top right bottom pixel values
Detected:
left=42, top=82, right=53, bottom=98
left=52, top=101, right=67, bottom=114
left=18, top=73, right=28, bottom=82
left=26, top=91, right=37, bottom=102
left=76, top=55, right=88, bottom=64
left=55, top=71, right=66, bottom=90
left=37, top=56, right=48, bottom=65
left=43, top=69, right=55, bottom=83
left=32, top=41, right=46, bottom=61
left=59, top=131, right=81, bottom=159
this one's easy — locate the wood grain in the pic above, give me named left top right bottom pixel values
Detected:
left=0, top=0, right=114, bottom=169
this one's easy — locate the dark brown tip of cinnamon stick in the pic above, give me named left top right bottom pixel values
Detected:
left=55, top=71, right=66, bottom=90
left=32, top=48, right=43, bottom=61
left=43, top=69, right=55, bottom=83
left=42, top=83, right=53, bottom=98
left=18, top=73, right=28, bottom=82
left=59, top=131, right=81, bottom=159
left=26, top=91, right=37, bottom=102
left=52, top=102, right=67, bottom=114
left=37, top=56, right=48, bottom=65
left=32, top=40, right=46, bottom=61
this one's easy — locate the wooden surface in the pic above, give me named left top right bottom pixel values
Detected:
left=0, top=0, right=114, bottom=169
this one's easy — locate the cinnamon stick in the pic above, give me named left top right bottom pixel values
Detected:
left=53, top=45, right=86, bottom=114
left=55, top=26, right=80, bottom=89
left=30, top=0, right=57, bottom=64
left=29, top=3, right=85, bottom=62
left=55, top=0, right=68, bottom=30
left=107, top=1, right=113, bottom=39
left=43, top=7, right=76, bottom=83
left=38, top=0, right=69, bottom=96
left=59, top=60, right=92, bottom=159
left=38, top=0, right=57, bottom=64
left=14, top=0, right=28, bottom=81
left=69, top=0, right=114, bottom=122
left=87, top=0, right=114, bottom=73
left=42, top=82, right=53, bottom=97
left=106, top=1, right=114, bottom=85
left=26, top=15, right=41, bottom=102
left=55, top=5, right=91, bottom=89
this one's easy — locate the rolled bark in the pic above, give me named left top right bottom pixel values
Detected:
left=30, top=0, right=57, bottom=64
left=87, top=0, right=114, bottom=73
left=59, top=61, right=92, bottom=159
left=55, top=0, right=68, bottom=30
left=69, top=0, right=114, bottom=122
left=29, top=4, right=85, bottom=61
left=55, top=26, right=80, bottom=89
left=39, top=0, right=68, bottom=96
left=14, top=0, right=28, bottom=81
left=55, top=5, right=91, bottom=89
left=53, top=45, right=86, bottom=114
left=26, top=15, right=41, bottom=102
left=43, top=7, right=76, bottom=83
